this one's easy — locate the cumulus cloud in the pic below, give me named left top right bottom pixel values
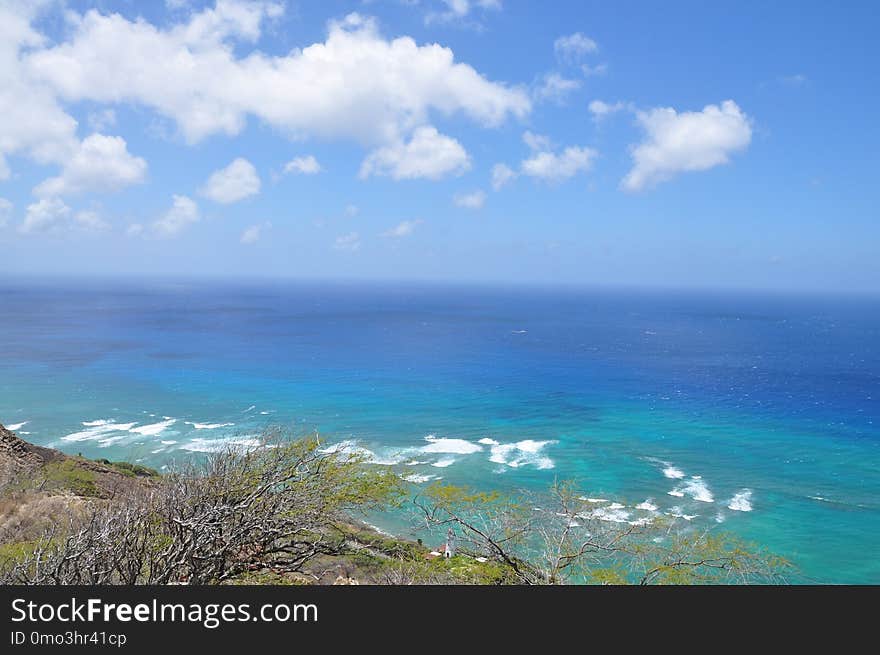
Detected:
left=588, top=99, right=630, bottom=121
left=522, top=131, right=552, bottom=151
left=453, top=190, right=486, bottom=209
left=0, top=198, right=12, bottom=228
left=359, top=126, right=470, bottom=180
left=33, top=133, right=147, bottom=197
left=19, top=198, right=71, bottom=234
left=88, top=108, right=116, bottom=131
left=152, top=194, right=200, bottom=237
left=382, top=219, right=423, bottom=238
left=73, top=209, right=110, bottom=232
left=534, top=72, right=581, bottom=104
left=521, top=146, right=597, bottom=182
left=201, top=158, right=260, bottom=204
left=334, top=231, right=361, bottom=251
left=581, top=62, right=608, bottom=76
left=25, top=7, right=529, bottom=147
left=0, top=2, right=79, bottom=180
left=240, top=221, right=270, bottom=244
left=554, top=32, right=598, bottom=62
left=283, top=155, right=322, bottom=175
left=622, top=100, right=752, bottom=191
left=491, top=163, right=516, bottom=191
left=425, top=0, right=503, bottom=26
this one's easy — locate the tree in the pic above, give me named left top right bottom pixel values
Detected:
left=1, top=433, right=403, bottom=585
left=414, top=480, right=791, bottom=585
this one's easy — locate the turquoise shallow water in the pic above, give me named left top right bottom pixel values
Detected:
left=0, top=278, right=877, bottom=582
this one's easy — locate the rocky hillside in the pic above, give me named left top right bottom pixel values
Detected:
left=0, top=422, right=158, bottom=497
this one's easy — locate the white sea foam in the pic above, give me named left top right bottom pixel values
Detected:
left=663, top=466, right=686, bottom=479
left=432, top=457, right=457, bottom=468
left=180, top=436, right=262, bottom=453
left=7, top=421, right=27, bottom=431
left=584, top=506, right=631, bottom=523
left=629, top=517, right=654, bottom=526
left=728, top=489, right=753, bottom=512
left=130, top=419, right=176, bottom=436
left=364, top=523, right=394, bottom=537
left=318, top=440, right=405, bottom=465
left=97, top=435, right=127, bottom=447
left=580, top=497, right=608, bottom=504
left=489, top=439, right=556, bottom=470
left=715, top=512, right=726, bottom=523
left=477, top=437, right=499, bottom=445
left=62, top=420, right=138, bottom=442
left=636, top=499, right=659, bottom=511
left=185, top=421, right=234, bottom=430
left=669, top=476, right=714, bottom=503
left=160, top=440, right=177, bottom=445
left=402, top=473, right=440, bottom=484
left=243, top=405, right=256, bottom=413
left=371, top=452, right=407, bottom=466
left=667, top=507, right=698, bottom=521
left=421, top=435, right=482, bottom=455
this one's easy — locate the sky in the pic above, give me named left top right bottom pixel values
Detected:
left=1, top=0, right=878, bottom=292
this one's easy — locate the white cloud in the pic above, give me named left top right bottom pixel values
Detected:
left=0, top=2, right=79, bottom=180
left=522, top=131, right=552, bottom=151
left=779, top=73, right=808, bottom=86
left=588, top=99, right=630, bottom=121
left=240, top=221, right=270, bottom=244
left=201, top=158, right=260, bottom=204
left=88, top=108, right=116, bottom=131
left=126, top=223, right=144, bottom=237
left=425, top=0, right=503, bottom=25
left=25, top=8, right=529, bottom=147
left=0, top=198, right=12, bottom=227
left=73, top=209, right=110, bottom=232
left=359, top=126, right=470, bottom=180
left=554, top=32, right=598, bottom=62
left=152, top=195, right=200, bottom=237
left=19, top=198, right=71, bottom=234
left=581, top=62, right=608, bottom=76
left=491, top=163, right=516, bottom=191
left=334, top=231, right=361, bottom=251
left=33, top=133, right=147, bottom=197
left=453, top=190, right=486, bottom=209
left=622, top=100, right=752, bottom=191
left=521, top=146, right=597, bottom=182
left=344, top=204, right=359, bottom=218
left=534, top=72, right=580, bottom=104
left=283, top=155, right=322, bottom=175
left=382, top=219, right=423, bottom=238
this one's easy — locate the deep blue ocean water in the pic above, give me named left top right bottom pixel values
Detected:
left=1, top=278, right=878, bottom=582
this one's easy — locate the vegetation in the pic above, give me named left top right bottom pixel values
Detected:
left=0, top=430, right=790, bottom=585
left=92, top=459, right=160, bottom=478
left=0, top=434, right=403, bottom=584
left=413, top=480, right=791, bottom=584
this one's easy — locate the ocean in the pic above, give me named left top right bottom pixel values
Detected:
left=1, top=277, right=877, bottom=583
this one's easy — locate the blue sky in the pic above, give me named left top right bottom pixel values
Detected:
left=1, top=0, right=877, bottom=292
